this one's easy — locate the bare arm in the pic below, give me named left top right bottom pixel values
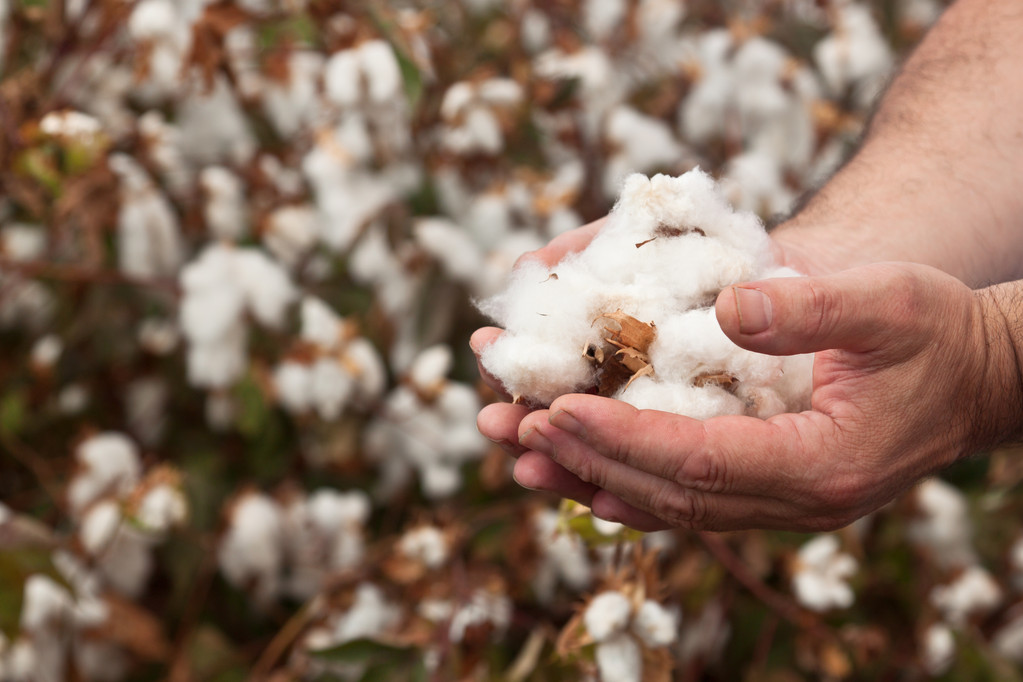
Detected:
left=775, top=0, right=1023, bottom=287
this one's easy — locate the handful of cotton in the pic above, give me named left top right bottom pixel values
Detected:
left=478, top=170, right=812, bottom=419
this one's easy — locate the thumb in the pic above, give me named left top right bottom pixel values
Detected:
left=714, top=263, right=942, bottom=356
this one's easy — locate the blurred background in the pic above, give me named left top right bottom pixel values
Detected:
left=6, top=1, right=1023, bottom=680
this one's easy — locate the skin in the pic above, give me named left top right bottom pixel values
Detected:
left=472, top=0, right=1023, bottom=532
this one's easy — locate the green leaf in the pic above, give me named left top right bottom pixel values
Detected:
left=0, top=390, right=27, bottom=438
left=310, top=638, right=415, bottom=666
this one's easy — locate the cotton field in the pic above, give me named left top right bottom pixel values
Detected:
left=5, top=1, right=1022, bottom=680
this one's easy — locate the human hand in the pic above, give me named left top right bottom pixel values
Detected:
left=475, top=262, right=1022, bottom=532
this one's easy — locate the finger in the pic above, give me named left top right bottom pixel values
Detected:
left=477, top=402, right=530, bottom=456
left=538, top=394, right=837, bottom=500
left=512, top=451, right=600, bottom=502
left=518, top=411, right=810, bottom=531
left=470, top=327, right=512, bottom=399
left=589, top=491, right=673, bottom=532
left=514, top=217, right=606, bottom=269
left=512, top=452, right=668, bottom=531
left=714, top=262, right=953, bottom=355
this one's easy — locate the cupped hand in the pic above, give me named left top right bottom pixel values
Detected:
left=475, top=260, right=1020, bottom=532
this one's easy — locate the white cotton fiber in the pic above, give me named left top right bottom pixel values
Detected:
left=478, top=170, right=812, bottom=416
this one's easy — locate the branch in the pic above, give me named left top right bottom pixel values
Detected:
left=0, top=258, right=180, bottom=295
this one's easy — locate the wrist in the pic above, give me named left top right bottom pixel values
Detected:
left=970, top=283, right=1023, bottom=452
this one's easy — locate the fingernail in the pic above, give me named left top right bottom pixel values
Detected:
left=519, top=427, right=554, bottom=455
left=512, top=472, right=540, bottom=491
left=549, top=409, right=584, bottom=437
left=734, top=286, right=772, bottom=334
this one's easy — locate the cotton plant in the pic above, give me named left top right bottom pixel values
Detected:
left=178, top=242, right=296, bottom=391
left=272, top=296, right=386, bottom=421
left=68, top=433, right=188, bottom=598
left=569, top=588, right=680, bottom=682
left=814, top=2, right=894, bottom=108
left=108, top=153, right=184, bottom=279
left=126, top=0, right=193, bottom=100
left=364, top=344, right=488, bottom=500
left=929, top=565, right=1003, bottom=628
left=281, top=488, right=372, bottom=600
left=479, top=169, right=812, bottom=417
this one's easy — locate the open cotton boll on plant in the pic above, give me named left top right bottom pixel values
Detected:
left=478, top=170, right=812, bottom=418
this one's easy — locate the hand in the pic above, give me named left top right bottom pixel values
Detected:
left=475, top=262, right=1020, bottom=532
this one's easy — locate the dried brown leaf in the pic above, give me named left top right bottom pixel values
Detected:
left=692, top=371, right=739, bottom=391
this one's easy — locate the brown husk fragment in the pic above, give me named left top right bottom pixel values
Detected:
left=584, top=310, right=658, bottom=397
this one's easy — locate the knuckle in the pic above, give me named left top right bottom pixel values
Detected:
left=656, top=488, right=709, bottom=529
left=672, top=451, right=729, bottom=494
left=574, top=455, right=609, bottom=490
left=804, top=279, right=840, bottom=340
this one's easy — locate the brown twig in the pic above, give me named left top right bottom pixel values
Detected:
left=0, top=258, right=180, bottom=295
left=1, top=432, right=64, bottom=509
left=248, top=600, right=316, bottom=681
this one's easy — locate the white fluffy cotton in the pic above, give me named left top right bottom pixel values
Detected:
left=478, top=170, right=811, bottom=414
left=792, top=534, right=858, bottom=612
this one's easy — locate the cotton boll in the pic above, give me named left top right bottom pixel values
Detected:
left=481, top=332, right=596, bottom=406
left=136, top=484, right=187, bottom=533
left=128, top=0, right=178, bottom=42
left=333, top=583, right=401, bottom=643
left=300, top=296, right=343, bottom=350
left=235, top=250, right=296, bottom=329
left=274, top=361, right=313, bottom=414
left=345, top=338, right=387, bottom=401
left=414, top=218, right=486, bottom=285
left=993, top=614, right=1023, bottom=664
left=200, top=166, right=248, bottom=241
left=448, top=589, right=512, bottom=643
left=264, top=205, right=321, bottom=269
left=68, top=433, right=141, bottom=515
left=80, top=500, right=122, bottom=555
left=94, top=524, right=155, bottom=597
left=584, top=590, right=632, bottom=642
left=408, top=345, right=453, bottom=394
left=921, top=623, right=955, bottom=675
left=311, top=358, right=356, bottom=421
left=814, top=4, right=893, bottom=107
left=358, top=40, right=402, bottom=103
left=595, top=633, right=642, bottom=682
left=218, top=493, right=285, bottom=606
left=532, top=509, right=592, bottom=603
left=907, top=478, right=977, bottom=569
left=930, top=566, right=1002, bottom=627
left=177, top=78, right=256, bottom=166
left=792, top=534, right=858, bottom=612
left=0, top=224, right=46, bottom=261
left=20, top=575, right=72, bottom=633
left=324, top=49, right=361, bottom=107
left=584, top=0, right=627, bottom=42
left=632, top=600, right=680, bottom=647
left=398, top=525, right=449, bottom=569
left=721, top=152, right=796, bottom=218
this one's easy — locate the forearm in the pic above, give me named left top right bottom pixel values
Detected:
left=775, top=0, right=1023, bottom=287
